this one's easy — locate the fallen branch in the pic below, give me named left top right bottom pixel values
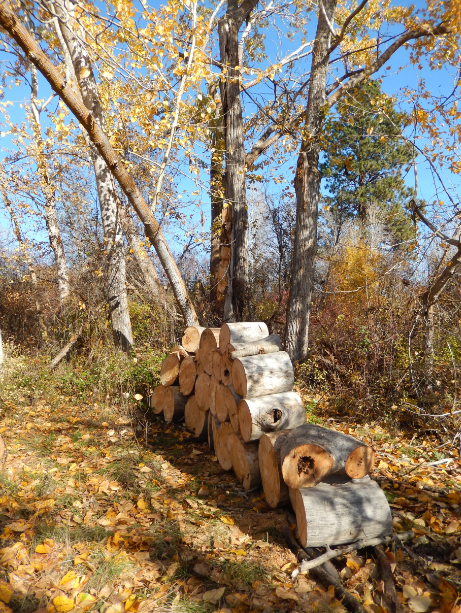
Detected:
left=374, top=544, right=399, bottom=613
left=282, top=524, right=367, bottom=613
left=293, top=530, right=414, bottom=575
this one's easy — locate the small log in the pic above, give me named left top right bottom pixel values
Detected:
left=150, top=384, right=166, bottom=415
left=195, top=373, right=211, bottom=411
left=199, top=328, right=220, bottom=376
left=281, top=424, right=375, bottom=489
left=259, top=430, right=291, bottom=508
left=215, top=383, right=228, bottom=423
left=179, top=357, right=197, bottom=396
left=163, top=386, right=188, bottom=423
left=220, top=352, right=233, bottom=386
left=224, top=385, right=241, bottom=432
left=196, top=349, right=205, bottom=376
left=209, top=376, right=219, bottom=416
left=229, top=334, right=282, bottom=359
left=232, top=351, right=294, bottom=398
left=293, top=478, right=392, bottom=547
left=238, top=391, right=306, bottom=442
left=228, top=433, right=261, bottom=490
left=185, top=395, right=199, bottom=431
left=170, top=344, right=190, bottom=358
left=219, top=322, right=269, bottom=351
left=182, top=326, right=206, bottom=352
left=160, top=352, right=184, bottom=386
left=212, top=350, right=222, bottom=382
left=215, top=422, right=234, bottom=470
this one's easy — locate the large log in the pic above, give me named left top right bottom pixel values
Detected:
left=179, top=357, right=197, bottom=396
left=182, top=326, right=206, bottom=352
left=185, top=395, right=199, bottom=431
left=238, top=391, right=306, bottom=442
left=232, top=352, right=294, bottom=398
left=195, top=373, right=210, bottom=411
left=220, top=352, right=233, bottom=386
left=219, top=322, right=269, bottom=351
left=259, top=430, right=291, bottom=508
left=229, top=334, right=282, bottom=359
left=199, top=328, right=220, bottom=375
left=215, top=422, right=234, bottom=470
left=293, top=478, right=392, bottom=547
left=163, top=386, right=188, bottom=423
left=160, top=352, right=184, bottom=386
left=150, top=384, right=166, bottom=415
left=224, top=385, right=241, bottom=432
left=228, top=433, right=261, bottom=490
left=215, top=383, right=228, bottom=423
left=281, top=424, right=375, bottom=489
left=212, top=350, right=222, bottom=382
left=209, top=376, right=219, bottom=416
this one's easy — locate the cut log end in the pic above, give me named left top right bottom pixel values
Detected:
left=199, top=328, right=220, bottom=376
left=228, top=433, right=261, bottom=490
left=182, top=326, right=205, bottom=352
left=179, top=357, right=197, bottom=396
left=163, top=386, right=188, bottom=423
left=282, top=443, right=334, bottom=489
left=195, top=373, right=211, bottom=411
left=345, top=445, right=376, bottom=479
left=215, top=422, right=234, bottom=471
left=150, top=384, right=166, bottom=414
left=259, top=431, right=291, bottom=508
left=220, top=353, right=233, bottom=387
left=160, top=353, right=181, bottom=386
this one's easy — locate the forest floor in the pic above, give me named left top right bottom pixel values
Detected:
left=0, top=391, right=460, bottom=613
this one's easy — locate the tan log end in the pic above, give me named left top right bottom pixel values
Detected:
left=231, top=358, right=245, bottom=397
left=195, top=409, right=208, bottom=438
left=185, top=395, right=199, bottom=431
left=345, top=445, right=376, bottom=479
left=220, top=352, right=233, bottom=387
left=195, top=373, right=211, bottom=411
left=224, top=385, right=240, bottom=432
left=179, top=357, right=197, bottom=396
left=199, top=328, right=220, bottom=375
left=281, top=443, right=334, bottom=489
left=259, top=432, right=290, bottom=508
left=228, top=433, right=261, bottom=490
left=163, top=386, right=188, bottom=423
left=215, top=383, right=228, bottom=423
left=182, top=326, right=205, bottom=352
left=150, top=384, right=166, bottom=414
left=209, top=376, right=219, bottom=415
left=238, top=399, right=252, bottom=442
left=160, top=353, right=181, bottom=386
left=212, top=350, right=222, bottom=382
left=216, top=422, right=234, bottom=471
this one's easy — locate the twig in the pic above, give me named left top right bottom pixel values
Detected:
left=282, top=525, right=367, bottom=613
left=374, top=544, right=399, bottom=613
left=292, top=531, right=414, bottom=575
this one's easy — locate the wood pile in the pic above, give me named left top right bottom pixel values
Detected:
left=150, top=322, right=392, bottom=548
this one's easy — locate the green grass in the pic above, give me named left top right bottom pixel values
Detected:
left=34, top=521, right=112, bottom=545
left=85, top=551, right=134, bottom=592
left=219, top=560, right=266, bottom=588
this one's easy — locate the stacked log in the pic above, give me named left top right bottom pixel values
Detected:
left=150, top=323, right=391, bottom=550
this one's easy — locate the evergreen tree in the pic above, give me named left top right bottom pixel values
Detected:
left=320, top=80, right=416, bottom=247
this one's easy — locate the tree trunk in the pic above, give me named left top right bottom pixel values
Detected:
left=259, top=430, right=292, bottom=508
left=285, top=0, right=338, bottom=361
left=423, top=303, right=435, bottom=379
left=232, top=351, right=294, bottom=398
left=228, top=433, right=261, bottom=490
left=219, top=2, right=252, bottom=322
left=210, top=96, right=225, bottom=313
left=280, top=424, right=375, bottom=489
left=238, top=391, right=306, bottom=442
left=293, top=478, right=392, bottom=547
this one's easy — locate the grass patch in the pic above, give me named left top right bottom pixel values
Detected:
left=0, top=474, right=19, bottom=496
left=85, top=551, right=134, bottom=592
left=220, top=560, right=266, bottom=588
left=34, top=521, right=112, bottom=545
left=9, top=594, right=42, bottom=613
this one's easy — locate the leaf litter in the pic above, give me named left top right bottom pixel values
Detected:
left=0, top=394, right=459, bottom=613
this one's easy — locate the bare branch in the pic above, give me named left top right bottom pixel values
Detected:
left=410, top=199, right=461, bottom=248
left=327, top=0, right=368, bottom=54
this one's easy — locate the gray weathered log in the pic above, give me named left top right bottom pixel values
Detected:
left=232, top=351, right=294, bottom=398
left=229, top=334, right=282, bottom=359
left=220, top=322, right=269, bottom=350
left=238, top=391, right=306, bottom=442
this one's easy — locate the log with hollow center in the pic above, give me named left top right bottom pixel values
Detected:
left=294, top=478, right=392, bottom=547
left=163, top=386, right=188, bottom=423
left=228, top=433, right=261, bottom=490
left=179, top=357, right=197, bottom=396
left=238, top=391, right=306, bottom=442
left=232, top=351, right=294, bottom=398
left=195, top=373, right=211, bottom=411
left=220, top=352, right=233, bottom=386
left=199, top=328, right=220, bottom=376
left=150, top=384, right=166, bottom=415
left=281, top=424, right=375, bottom=489
left=182, top=326, right=205, bottom=352
left=219, top=322, right=269, bottom=350
left=259, top=430, right=291, bottom=508
left=215, top=422, right=234, bottom=470
left=224, top=385, right=241, bottom=432
left=160, top=352, right=184, bottom=386
left=229, top=333, right=282, bottom=359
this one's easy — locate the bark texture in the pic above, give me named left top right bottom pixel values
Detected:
left=285, top=0, right=338, bottom=361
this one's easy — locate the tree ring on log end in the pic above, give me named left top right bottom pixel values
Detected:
left=345, top=445, right=375, bottom=479
left=281, top=443, right=334, bottom=489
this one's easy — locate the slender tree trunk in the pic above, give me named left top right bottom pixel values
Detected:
left=210, top=99, right=225, bottom=312
left=54, top=0, right=133, bottom=351
left=285, top=0, right=337, bottom=362
left=219, top=1, right=251, bottom=322
left=423, top=303, right=435, bottom=378
left=29, top=63, right=70, bottom=305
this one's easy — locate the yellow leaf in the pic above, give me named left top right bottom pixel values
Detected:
left=102, top=71, right=114, bottom=80
left=137, top=499, right=147, bottom=510
left=125, top=595, right=137, bottom=611
left=36, top=543, right=53, bottom=554
left=59, top=571, right=77, bottom=586
left=231, top=549, right=246, bottom=556
left=79, top=67, right=90, bottom=79
left=220, top=516, right=234, bottom=525
left=77, top=594, right=96, bottom=611
left=0, top=581, right=13, bottom=604
left=74, top=551, right=89, bottom=565
left=53, top=596, right=74, bottom=612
